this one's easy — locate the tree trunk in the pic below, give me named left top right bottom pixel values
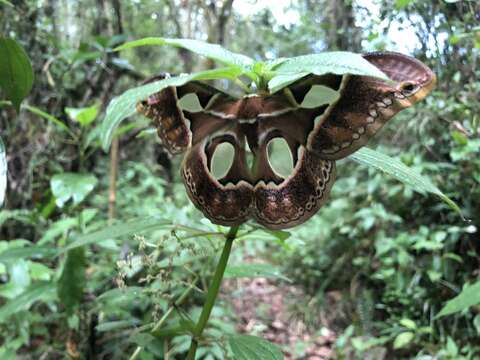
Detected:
left=326, top=0, right=361, bottom=51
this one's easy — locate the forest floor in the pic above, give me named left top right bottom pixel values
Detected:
left=223, top=276, right=337, bottom=359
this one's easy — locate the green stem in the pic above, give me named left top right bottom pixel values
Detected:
left=186, top=226, right=239, bottom=360
left=152, top=278, right=198, bottom=332
left=233, top=78, right=252, bottom=93
left=255, top=75, right=270, bottom=95
left=129, top=278, right=199, bottom=360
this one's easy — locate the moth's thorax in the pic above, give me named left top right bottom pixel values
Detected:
left=208, top=93, right=292, bottom=120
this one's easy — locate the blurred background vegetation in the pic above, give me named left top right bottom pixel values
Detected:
left=0, top=0, right=479, bottom=359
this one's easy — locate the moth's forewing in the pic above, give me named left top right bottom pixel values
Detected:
left=305, top=52, right=436, bottom=160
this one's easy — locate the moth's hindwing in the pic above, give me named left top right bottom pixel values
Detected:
left=254, top=147, right=336, bottom=229
left=182, top=135, right=253, bottom=226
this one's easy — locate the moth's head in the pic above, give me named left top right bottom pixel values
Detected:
left=135, top=100, right=149, bottom=117
left=135, top=94, right=162, bottom=117
left=136, top=73, right=173, bottom=115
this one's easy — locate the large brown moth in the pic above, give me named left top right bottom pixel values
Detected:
left=137, top=52, right=436, bottom=230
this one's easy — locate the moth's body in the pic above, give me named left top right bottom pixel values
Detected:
left=137, top=52, right=436, bottom=229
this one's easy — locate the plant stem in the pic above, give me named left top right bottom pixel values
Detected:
left=152, top=277, right=199, bottom=333
left=233, top=78, right=251, bottom=93
left=185, top=226, right=239, bottom=360
left=108, top=137, right=119, bottom=224
left=129, top=278, right=199, bottom=360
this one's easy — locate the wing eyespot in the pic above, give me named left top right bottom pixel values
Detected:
left=400, top=81, right=420, bottom=96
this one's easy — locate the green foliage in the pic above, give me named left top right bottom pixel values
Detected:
left=0, top=0, right=14, bottom=7
left=0, top=137, right=5, bottom=206
left=228, top=335, right=284, bottom=360
left=268, top=52, right=389, bottom=92
left=281, top=123, right=478, bottom=357
left=1, top=1, right=478, bottom=358
left=57, top=247, right=87, bottom=314
left=299, top=84, right=340, bottom=108
left=50, top=173, right=98, bottom=207
left=116, top=37, right=254, bottom=69
left=62, top=216, right=171, bottom=252
left=0, top=37, right=33, bottom=112
left=0, top=245, right=57, bottom=262
left=0, top=282, right=56, bottom=322
left=350, top=147, right=461, bottom=214
left=101, top=67, right=242, bottom=150
left=103, top=38, right=393, bottom=151
left=393, top=331, right=415, bottom=349
left=437, top=281, right=480, bottom=318
left=23, top=105, right=74, bottom=135
left=65, top=104, right=99, bottom=127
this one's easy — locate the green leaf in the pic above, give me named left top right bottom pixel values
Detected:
left=50, top=173, right=98, bottom=207
left=0, top=0, right=14, bottom=7
left=211, top=142, right=235, bottom=179
left=178, top=93, right=203, bottom=113
left=268, top=72, right=310, bottom=94
left=446, top=337, right=458, bottom=355
left=152, top=324, right=193, bottom=338
left=267, top=138, right=294, bottom=178
left=269, top=52, right=388, bottom=93
left=115, top=37, right=254, bottom=69
left=0, top=37, right=34, bottom=112
left=437, top=281, right=480, bottom=318
left=96, top=319, right=141, bottom=332
left=1, top=259, right=30, bottom=298
left=300, top=85, right=340, bottom=108
left=30, top=262, right=52, bottom=281
left=0, top=246, right=57, bottom=262
left=225, top=263, right=292, bottom=282
left=0, top=282, right=56, bottom=322
left=57, top=247, right=86, bottom=314
left=0, top=137, right=6, bottom=206
left=474, top=315, right=480, bottom=335
left=265, top=229, right=291, bottom=242
left=395, top=0, right=415, bottom=9
left=97, top=286, right=144, bottom=303
left=61, top=216, right=171, bottom=253
left=130, top=333, right=156, bottom=348
left=229, top=335, right=284, bottom=360
left=393, top=331, right=415, bottom=349
left=350, top=147, right=462, bottom=215
left=273, top=52, right=389, bottom=78
left=101, top=67, right=242, bottom=151
left=65, top=104, right=99, bottom=127
left=23, top=105, right=74, bottom=136
left=399, top=318, right=417, bottom=330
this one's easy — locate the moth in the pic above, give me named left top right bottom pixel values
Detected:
left=137, top=52, right=436, bottom=230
